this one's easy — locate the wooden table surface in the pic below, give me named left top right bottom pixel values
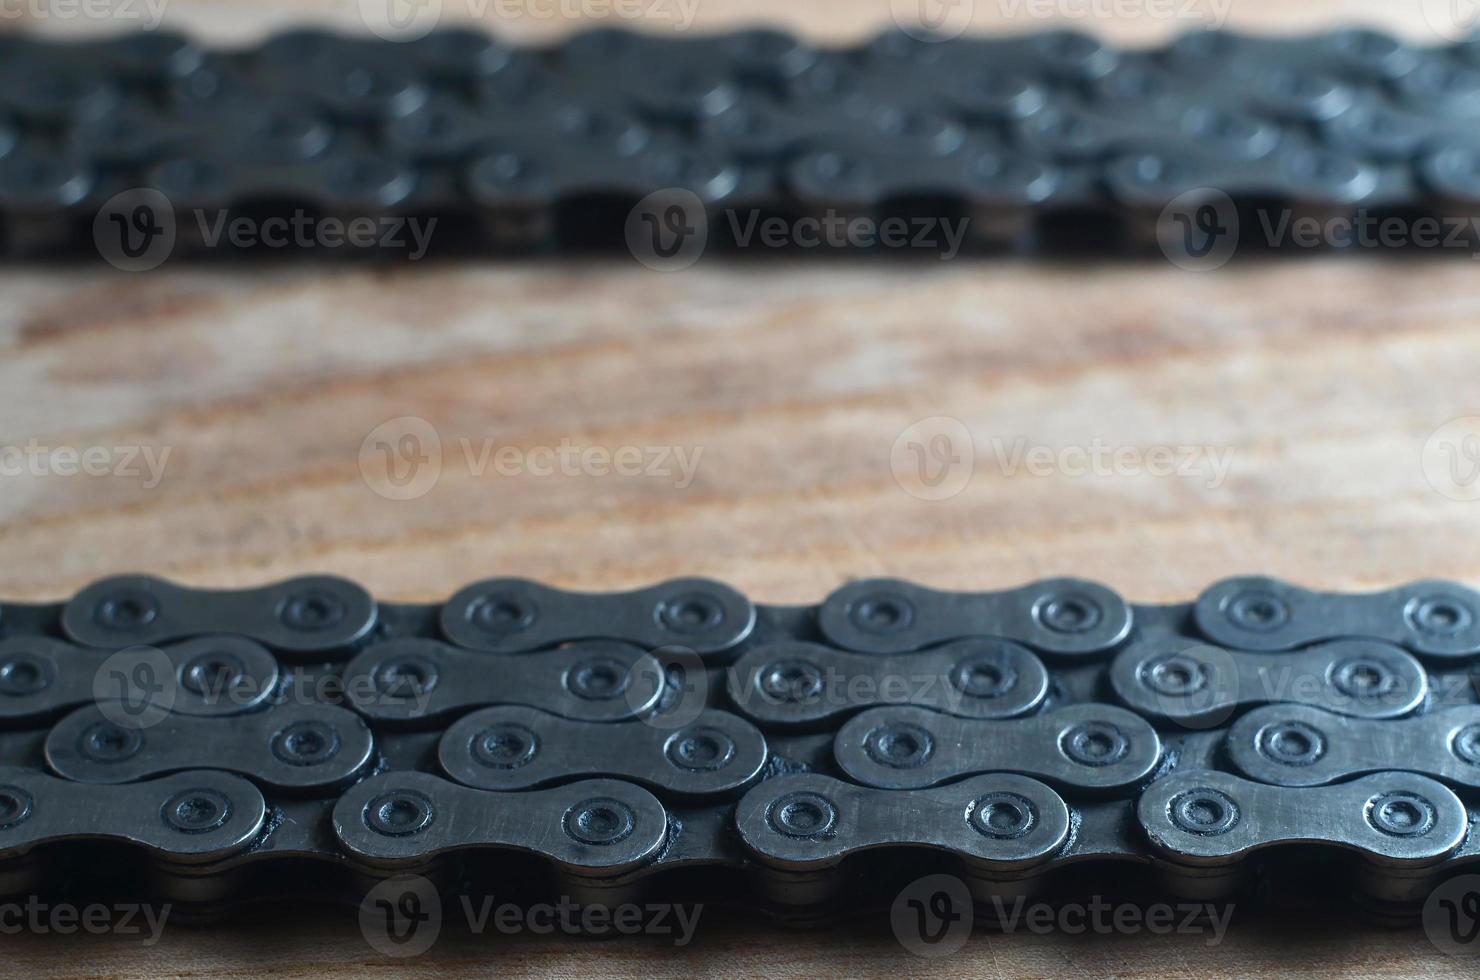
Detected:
left=5, top=0, right=1480, bottom=976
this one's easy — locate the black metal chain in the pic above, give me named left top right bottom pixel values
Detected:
left=5, top=28, right=1480, bottom=258
left=0, top=572, right=1477, bottom=925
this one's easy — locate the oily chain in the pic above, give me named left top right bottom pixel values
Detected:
left=0, top=573, right=1476, bottom=921
left=5, top=29, right=1480, bottom=256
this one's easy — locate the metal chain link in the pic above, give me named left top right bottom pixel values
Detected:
left=4, top=28, right=1480, bottom=257
left=0, top=572, right=1476, bottom=925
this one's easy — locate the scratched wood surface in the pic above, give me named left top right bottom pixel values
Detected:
left=4, top=0, right=1480, bottom=977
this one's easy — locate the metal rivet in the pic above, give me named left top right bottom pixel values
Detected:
left=0, top=786, right=34, bottom=831
left=766, top=791, right=838, bottom=839
left=162, top=788, right=231, bottom=834
left=664, top=727, right=736, bottom=772
left=565, top=657, right=631, bottom=701
left=657, top=592, right=724, bottom=635
left=1255, top=720, right=1326, bottom=767
left=270, top=720, right=341, bottom=767
left=1059, top=721, right=1130, bottom=767
left=758, top=659, right=824, bottom=703
left=1034, top=593, right=1103, bottom=635
left=950, top=653, right=1017, bottom=699
left=78, top=721, right=143, bottom=763
left=94, top=588, right=160, bottom=632
left=466, top=593, right=537, bottom=636
left=470, top=723, right=539, bottom=770
left=1169, top=788, right=1240, bottom=836
left=1140, top=654, right=1209, bottom=697
left=1451, top=724, right=1480, bottom=767
left=1330, top=658, right=1396, bottom=700
left=847, top=593, right=915, bottom=636
left=563, top=798, right=635, bottom=846
left=1224, top=590, right=1291, bottom=632
left=1367, top=791, right=1436, bottom=838
left=364, top=790, right=435, bottom=837
left=179, top=652, right=246, bottom=700
left=373, top=656, right=439, bottom=700
left=278, top=590, right=346, bottom=632
left=0, top=654, right=53, bottom=697
left=863, top=722, right=935, bottom=769
left=968, top=791, right=1037, bottom=840
left=1407, top=596, right=1474, bottom=638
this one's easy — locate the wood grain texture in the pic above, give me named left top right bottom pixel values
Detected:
left=3, top=1, right=1479, bottom=976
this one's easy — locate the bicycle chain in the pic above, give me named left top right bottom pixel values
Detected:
left=5, top=28, right=1480, bottom=258
left=0, top=572, right=1477, bottom=927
